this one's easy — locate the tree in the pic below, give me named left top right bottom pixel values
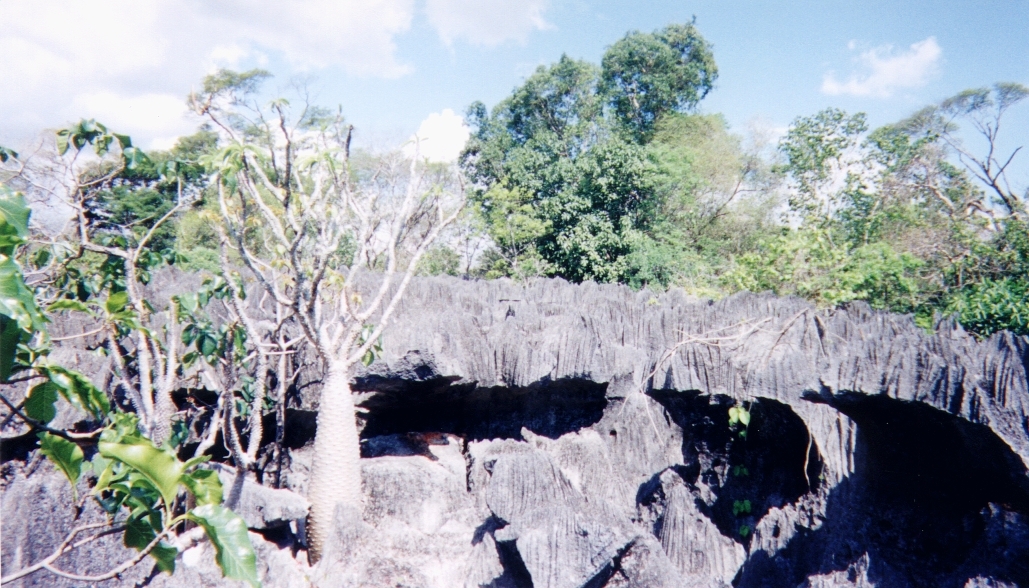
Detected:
left=601, top=20, right=718, bottom=139
left=775, top=108, right=869, bottom=226
left=936, top=82, right=1028, bottom=221
left=463, top=22, right=720, bottom=285
left=190, top=70, right=464, bottom=561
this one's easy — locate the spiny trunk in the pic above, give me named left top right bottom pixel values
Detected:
left=307, top=362, right=362, bottom=562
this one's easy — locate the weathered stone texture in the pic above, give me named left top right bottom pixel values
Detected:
left=3, top=273, right=1028, bottom=587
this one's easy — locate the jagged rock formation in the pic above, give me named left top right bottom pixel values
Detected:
left=3, top=274, right=1029, bottom=587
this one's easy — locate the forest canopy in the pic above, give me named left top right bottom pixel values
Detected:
left=3, top=23, right=1027, bottom=342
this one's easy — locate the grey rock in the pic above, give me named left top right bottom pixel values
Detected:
left=215, top=464, right=310, bottom=530
left=4, top=273, right=1029, bottom=587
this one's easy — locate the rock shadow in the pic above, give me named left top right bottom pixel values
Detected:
left=648, top=390, right=823, bottom=545
left=357, top=377, right=608, bottom=444
left=736, top=392, right=1029, bottom=588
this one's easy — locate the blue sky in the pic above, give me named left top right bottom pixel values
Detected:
left=2, top=0, right=1027, bottom=174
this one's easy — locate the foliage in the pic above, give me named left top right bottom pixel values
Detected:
left=943, top=278, right=1028, bottom=337
left=464, top=23, right=722, bottom=284
left=0, top=140, right=258, bottom=584
left=601, top=20, right=718, bottom=139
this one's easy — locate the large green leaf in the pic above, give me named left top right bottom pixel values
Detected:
left=0, top=315, right=22, bottom=382
left=124, top=515, right=177, bottom=574
left=181, top=468, right=223, bottom=506
left=39, top=432, right=84, bottom=489
left=48, top=299, right=92, bottom=313
left=105, top=291, right=130, bottom=314
left=44, top=366, right=110, bottom=418
left=0, top=191, right=30, bottom=256
left=24, top=381, right=59, bottom=423
left=99, top=438, right=183, bottom=509
left=0, top=257, right=45, bottom=332
left=188, top=504, right=260, bottom=587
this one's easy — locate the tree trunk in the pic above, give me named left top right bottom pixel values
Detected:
left=306, top=361, right=363, bottom=562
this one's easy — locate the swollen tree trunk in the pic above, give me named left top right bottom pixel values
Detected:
left=307, top=361, right=363, bottom=562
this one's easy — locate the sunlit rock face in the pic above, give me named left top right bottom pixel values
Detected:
left=3, top=274, right=1028, bottom=587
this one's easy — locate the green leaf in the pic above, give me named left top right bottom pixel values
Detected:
left=45, top=365, right=110, bottom=418
left=93, top=461, right=116, bottom=494
left=56, top=131, right=70, bottom=155
left=99, top=438, right=184, bottom=509
left=124, top=515, right=177, bottom=574
left=181, top=468, right=223, bottom=506
left=0, top=257, right=46, bottom=332
left=169, top=419, right=189, bottom=448
left=199, top=333, right=217, bottom=357
left=182, top=455, right=212, bottom=471
left=0, top=315, right=24, bottom=382
left=0, top=191, right=30, bottom=256
left=39, top=432, right=84, bottom=490
left=738, top=408, right=751, bottom=427
left=727, top=406, right=739, bottom=425
left=188, top=504, right=260, bottom=587
left=24, top=381, right=59, bottom=423
left=105, top=291, right=130, bottom=314
left=48, top=299, right=92, bottom=313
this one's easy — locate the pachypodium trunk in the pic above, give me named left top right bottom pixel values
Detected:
left=306, top=361, right=363, bottom=562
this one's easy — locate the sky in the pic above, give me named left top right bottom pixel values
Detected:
left=2, top=0, right=1027, bottom=175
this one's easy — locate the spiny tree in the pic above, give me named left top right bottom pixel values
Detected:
left=190, top=70, right=465, bottom=561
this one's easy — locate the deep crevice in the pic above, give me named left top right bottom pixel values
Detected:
left=648, top=390, right=823, bottom=545
left=493, top=537, right=534, bottom=588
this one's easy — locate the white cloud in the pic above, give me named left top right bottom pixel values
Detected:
left=822, top=37, right=942, bottom=98
left=405, top=109, right=470, bottom=163
left=0, top=0, right=417, bottom=149
left=71, top=92, right=193, bottom=150
left=0, top=0, right=552, bottom=151
left=425, top=0, right=551, bottom=47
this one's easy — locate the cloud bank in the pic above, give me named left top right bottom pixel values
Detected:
left=822, top=37, right=942, bottom=98
left=0, top=0, right=550, bottom=149
left=426, top=0, right=550, bottom=47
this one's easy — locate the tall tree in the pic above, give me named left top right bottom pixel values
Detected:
left=601, top=20, right=718, bottom=140
left=463, top=22, right=720, bottom=284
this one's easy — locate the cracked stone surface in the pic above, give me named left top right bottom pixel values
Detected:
left=3, top=273, right=1028, bottom=587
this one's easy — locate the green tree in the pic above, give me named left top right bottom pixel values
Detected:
left=1, top=140, right=258, bottom=585
left=463, top=22, right=720, bottom=284
left=601, top=20, right=718, bottom=140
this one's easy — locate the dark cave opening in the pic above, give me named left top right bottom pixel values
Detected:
left=355, top=376, right=609, bottom=443
left=819, top=391, right=1029, bottom=515
left=810, top=391, right=1029, bottom=582
left=737, top=392, right=1029, bottom=588
left=648, top=390, right=823, bottom=545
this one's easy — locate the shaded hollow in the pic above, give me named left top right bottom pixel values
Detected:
left=815, top=391, right=1029, bottom=581
left=739, top=393, right=1029, bottom=587
left=649, top=391, right=822, bottom=544
left=355, top=377, right=608, bottom=442
left=819, top=391, right=1029, bottom=515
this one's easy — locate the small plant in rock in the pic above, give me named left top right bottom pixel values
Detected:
left=732, top=499, right=752, bottom=516
left=728, top=403, right=751, bottom=438
left=727, top=402, right=758, bottom=540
